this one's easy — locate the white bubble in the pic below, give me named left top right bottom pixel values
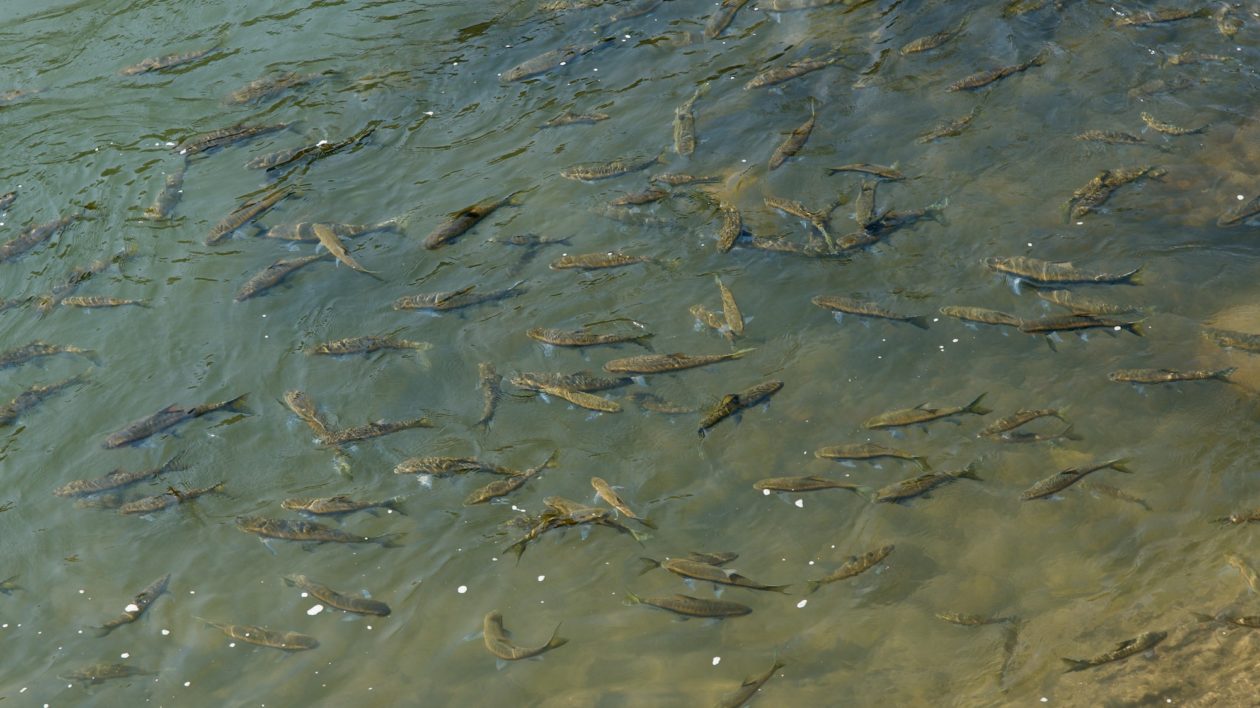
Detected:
left=796, top=599, right=808, bottom=608
left=300, top=592, right=309, bottom=598
left=762, top=489, right=770, bottom=496
left=1239, top=194, right=1246, bottom=201
left=124, top=603, right=140, bottom=613
left=161, top=629, right=170, bottom=636
left=307, top=604, right=324, bottom=616
left=120, top=652, right=129, bottom=658
left=537, top=575, right=545, bottom=582
left=794, top=499, right=804, bottom=508
left=185, top=681, right=191, bottom=687
left=457, top=585, right=468, bottom=594
left=712, top=656, right=721, bottom=666
left=78, top=589, right=85, bottom=594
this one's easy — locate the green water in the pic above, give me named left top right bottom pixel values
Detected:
left=2, top=0, right=1260, bottom=705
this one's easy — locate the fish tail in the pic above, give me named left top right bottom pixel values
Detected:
left=385, top=496, right=409, bottom=516
left=1190, top=612, right=1216, bottom=623
left=907, top=315, right=931, bottom=330
left=1107, top=459, right=1134, bottom=474
left=1125, top=266, right=1144, bottom=286
left=1060, top=424, right=1083, bottom=441
left=375, top=532, right=406, bottom=548
left=163, top=450, right=192, bottom=473
left=965, top=393, right=991, bottom=416
left=80, top=348, right=103, bottom=364
left=913, top=456, right=932, bottom=471
left=728, top=347, right=756, bottom=361
left=637, top=557, right=662, bottom=576
left=623, top=590, right=644, bottom=606
left=223, top=393, right=251, bottom=414
left=766, top=584, right=793, bottom=594
left=957, top=463, right=982, bottom=481
left=1060, top=658, right=1091, bottom=673
left=1216, top=367, right=1238, bottom=381
left=636, top=517, right=657, bottom=530
left=805, top=580, right=823, bottom=595
left=89, top=624, right=113, bottom=638
left=629, top=528, right=652, bottom=545
left=546, top=623, right=569, bottom=650
left=1125, top=320, right=1146, bottom=337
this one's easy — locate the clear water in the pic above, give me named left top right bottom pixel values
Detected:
left=2, top=0, right=1259, bottom=705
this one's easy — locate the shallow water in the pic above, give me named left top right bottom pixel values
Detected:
left=2, top=0, right=1260, bottom=705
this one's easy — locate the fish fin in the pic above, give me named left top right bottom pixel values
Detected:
left=914, top=457, right=932, bottom=471
left=89, top=624, right=113, bottom=638
left=907, top=315, right=930, bottom=330
left=957, top=464, right=982, bottom=482
left=1059, top=424, right=1082, bottom=441
left=1060, top=658, right=1090, bottom=673
left=765, top=584, right=792, bottom=594
left=1125, top=266, right=1144, bottom=286
left=224, top=393, right=251, bottom=415
left=1126, top=321, right=1146, bottom=337
left=376, top=533, right=406, bottom=548
left=637, top=557, right=661, bottom=576
left=729, top=347, right=756, bottom=360
left=1107, top=459, right=1134, bottom=474
left=545, top=623, right=569, bottom=651
left=1216, top=367, right=1238, bottom=381
left=385, top=496, right=408, bottom=516
left=636, top=517, right=657, bottom=530
left=623, top=590, right=643, bottom=606
left=964, top=393, right=991, bottom=416
left=805, top=580, right=823, bottom=594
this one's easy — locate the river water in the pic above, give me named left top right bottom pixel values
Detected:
left=2, top=0, right=1260, bottom=705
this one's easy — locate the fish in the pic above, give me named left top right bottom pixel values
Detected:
left=1062, top=631, right=1167, bottom=672
left=483, top=611, right=568, bottom=660
left=103, top=394, right=248, bottom=448
left=1068, top=166, right=1166, bottom=219
left=627, top=391, right=696, bottom=414
left=979, top=408, right=1066, bottom=437
left=874, top=466, right=981, bottom=503
left=550, top=252, right=657, bottom=270
left=199, top=618, right=319, bottom=651
left=1203, top=326, right=1260, bottom=353
left=768, top=102, right=816, bottom=171
left=1115, top=7, right=1210, bottom=26
left=393, top=456, right=514, bottom=477
left=813, top=295, right=929, bottom=329
left=1192, top=611, right=1260, bottom=629
left=0, top=191, right=14, bottom=211
left=527, top=327, right=652, bottom=347
left=715, top=276, right=744, bottom=336
left=283, top=390, right=332, bottom=442
left=826, top=163, right=905, bottom=180
left=120, top=48, right=212, bottom=76
left=1216, top=510, right=1260, bottom=525
left=764, top=0, right=863, bottom=10
left=604, top=349, right=753, bottom=375
left=653, top=173, right=722, bottom=187
left=245, top=125, right=374, bottom=171
left=59, top=663, right=154, bottom=685
left=93, top=573, right=171, bottom=637
left=0, top=374, right=86, bottom=425
left=0, top=341, right=95, bottom=369
left=284, top=574, right=391, bottom=616
left=996, top=424, right=1079, bottom=444
left=806, top=544, right=894, bottom=593
left=424, top=193, right=524, bottom=250
left=765, top=196, right=832, bottom=246
left=235, top=516, right=402, bottom=547
left=322, top=417, right=433, bottom=446
left=59, top=296, right=147, bottom=308
left=543, top=111, right=610, bottom=127
left=643, top=557, right=789, bottom=593
left=533, top=383, right=622, bottom=412
left=1018, top=315, right=1144, bottom=337
left=901, top=22, right=964, bottom=55
left=0, top=574, right=21, bottom=594
left=1033, top=289, right=1139, bottom=317
left=984, top=256, right=1142, bottom=286
left=1164, top=51, right=1230, bottom=66
left=591, top=476, right=652, bottom=527
left=33, top=246, right=137, bottom=314
left=1109, top=367, right=1235, bottom=384
left=561, top=154, right=661, bottom=181
left=745, top=56, right=836, bottom=90
left=947, top=51, right=1047, bottom=92
left=815, top=443, right=929, bottom=470
left=512, top=371, right=632, bottom=392
left=1074, top=130, right=1144, bottom=145
left=464, top=450, right=558, bottom=505
left=717, top=659, right=786, bottom=708
left=936, top=612, right=1018, bottom=626
left=1021, top=458, right=1132, bottom=500
left=1078, top=482, right=1151, bottom=511
left=235, top=253, right=331, bottom=301
left=698, top=380, right=783, bottom=436
left=174, top=122, right=288, bottom=156
left=265, top=219, right=401, bottom=242
left=144, top=167, right=186, bottom=220
left=1216, top=3, right=1243, bottom=37
left=752, top=476, right=863, bottom=493
left=502, top=38, right=614, bottom=82
left=691, top=305, right=732, bottom=340
left=118, top=481, right=225, bottom=515
left=0, top=214, right=79, bottom=262
left=53, top=453, right=189, bottom=497
left=917, top=108, right=977, bottom=143
left=1227, top=554, right=1260, bottom=593
left=309, top=336, right=430, bottom=356
left=476, top=362, right=501, bottom=428
left=311, top=223, right=376, bottom=275
left=939, top=306, right=1022, bottom=328
left=1219, top=194, right=1260, bottom=227
left=624, top=592, right=752, bottom=618
left=865, top=394, right=990, bottom=430
left=393, top=282, right=525, bottom=312
left=281, top=495, right=406, bottom=516
left=705, top=0, right=751, bottom=39
left=206, top=187, right=295, bottom=245
left=227, top=70, right=322, bottom=104
left=505, top=501, right=645, bottom=559
left=1140, top=112, right=1205, bottom=136
left=608, top=188, right=669, bottom=207
left=673, top=82, right=708, bottom=156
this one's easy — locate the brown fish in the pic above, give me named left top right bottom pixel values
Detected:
left=93, top=573, right=171, bottom=637
left=483, top=611, right=568, bottom=660
left=60, top=296, right=147, bottom=308
left=246, top=126, right=374, bottom=171
left=939, top=306, right=1022, bottom=328
left=591, top=476, right=652, bottom=527
left=561, top=154, right=662, bottom=181
left=1033, top=289, right=1140, bottom=317
left=705, top=0, right=751, bottom=39
left=0, top=341, right=95, bottom=369
left=901, top=22, right=964, bottom=55
left=673, top=82, right=708, bottom=156
left=1109, top=367, right=1235, bottom=384
left=1068, top=166, right=1166, bottom=219
left=309, top=336, right=430, bottom=356
left=698, top=380, right=783, bottom=436
left=813, top=295, right=929, bottom=329
left=1018, top=315, right=1144, bottom=337
left=753, top=476, right=863, bottom=493
left=715, top=276, right=744, bottom=336
left=118, top=481, right=225, bottom=515
left=625, top=592, right=751, bottom=618
left=322, top=417, right=433, bottom=446
left=199, top=618, right=319, bottom=651
left=502, top=38, right=614, bottom=82
left=392, top=282, right=525, bottom=312
left=283, top=390, right=332, bottom=442
left=716, top=201, right=743, bottom=253
left=815, top=443, right=929, bottom=470
left=206, top=187, right=294, bottom=245
left=604, top=349, right=753, bottom=374
left=826, top=163, right=905, bottom=180
left=281, top=495, right=406, bottom=516
left=550, top=252, right=655, bottom=270
left=1204, top=326, right=1260, bottom=353
left=1140, top=111, right=1205, bottom=136
left=979, top=408, right=1065, bottom=437
left=543, top=111, right=610, bottom=127
left=865, top=394, right=990, bottom=429
left=144, top=167, right=186, bottom=220
left=1115, top=7, right=1210, bottom=27
left=512, top=371, right=633, bottom=392
left=1021, top=458, right=1132, bottom=500
left=745, top=57, right=836, bottom=90
left=104, top=394, right=248, bottom=448
left=874, top=466, right=980, bottom=503
left=120, top=48, right=212, bottom=76
left=174, top=122, right=287, bottom=156
left=1061, top=631, right=1167, bottom=672
left=235, top=253, right=331, bottom=301
left=0, top=214, right=79, bottom=262
left=718, top=659, right=786, bottom=708
left=984, top=256, right=1143, bottom=286
left=947, top=50, right=1046, bottom=92
left=768, top=102, right=816, bottom=170
left=424, top=193, right=524, bottom=249
left=476, top=362, right=502, bottom=428
left=312, top=223, right=376, bottom=275
left=53, top=453, right=189, bottom=497
left=227, top=71, right=322, bottom=105
left=264, top=219, right=401, bottom=242
left=393, top=456, right=513, bottom=477
left=60, top=663, right=154, bottom=685
left=235, top=516, right=402, bottom=547
left=1218, top=195, right=1260, bottom=227
left=643, top=557, right=789, bottom=593
left=1074, top=130, right=1144, bottom=145
left=917, top=108, right=977, bottom=143
left=0, top=374, right=86, bottom=425
left=284, top=574, right=390, bottom=616
left=627, top=391, right=697, bottom=414
left=464, top=450, right=557, bottom=505
left=527, top=327, right=652, bottom=347
left=806, top=544, right=894, bottom=592
left=609, top=188, right=669, bottom=207
left=535, top=383, right=622, bottom=412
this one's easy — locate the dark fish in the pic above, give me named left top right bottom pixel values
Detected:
left=745, top=56, right=836, bottom=90
left=0, top=341, right=95, bottom=369
left=947, top=50, right=1047, bottom=92
left=939, top=306, right=1022, bottom=328
left=608, top=188, right=669, bottom=207
left=1062, top=631, right=1166, bottom=672
left=264, top=219, right=400, bottom=242
left=1204, top=326, right=1260, bottom=354
left=284, top=574, right=391, bottom=616
left=901, top=22, right=964, bottom=55
left=698, top=380, right=783, bottom=436
left=60, top=663, right=153, bottom=685
left=53, top=453, right=189, bottom=497
left=235, top=516, right=402, bottom=547
left=144, top=167, right=186, bottom=220
left=235, top=253, right=331, bottom=301
left=718, top=659, right=786, bottom=708
left=502, top=38, right=614, bottom=82
left=642, top=557, right=788, bottom=593
left=206, top=187, right=295, bottom=245
left=1109, top=367, right=1235, bottom=384
left=424, top=193, right=524, bottom=250
left=246, top=126, right=374, bottom=171
left=323, top=417, right=433, bottom=446
left=0, top=374, right=86, bottom=425
left=984, top=256, right=1143, bottom=286
left=60, top=296, right=148, bottom=308
left=1068, top=166, right=1166, bottom=219
left=716, top=201, right=743, bottom=254
left=625, top=592, right=751, bottom=618
left=476, top=362, right=501, bottom=428
left=874, top=466, right=981, bottom=503
left=1115, top=8, right=1209, bottom=26
left=93, top=573, right=171, bottom=637
left=1217, top=194, right=1260, bottom=227
left=1034, top=289, right=1139, bottom=317
left=917, top=108, right=977, bottom=143
left=550, top=252, right=656, bottom=270
left=464, top=450, right=557, bottom=505
left=393, top=456, right=512, bottom=477
left=627, top=391, right=696, bottom=414
left=483, top=611, right=567, bottom=660
left=120, top=48, right=212, bottom=76
left=705, top=0, right=751, bottom=39
left=282, top=495, right=405, bottom=516
left=996, top=424, right=1079, bottom=443
left=1018, top=315, right=1144, bottom=337
left=118, top=481, right=225, bottom=515
left=979, top=408, right=1065, bottom=437
left=769, top=102, right=816, bottom=170
left=813, top=295, right=928, bottom=328
left=673, top=82, right=708, bottom=156
left=393, top=281, right=525, bottom=312
left=826, top=163, right=905, bottom=180
left=1140, top=112, right=1205, bottom=136
left=103, top=394, right=248, bottom=448
left=653, top=173, right=721, bottom=186
left=527, top=327, right=652, bottom=347
left=815, top=443, right=929, bottom=470
left=1192, top=611, right=1260, bottom=629
left=806, top=544, right=894, bottom=592
left=283, top=390, right=332, bottom=442
left=543, top=111, right=610, bottom=127
left=936, top=612, right=1017, bottom=626
left=753, top=475, right=862, bottom=493
left=1021, top=458, right=1132, bottom=500
left=512, top=371, right=632, bottom=392
left=309, top=336, right=430, bottom=356
left=764, top=0, right=863, bottom=10
left=561, top=154, right=662, bottom=181
left=865, top=394, right=989, bottom=429
left=1215, top=510, right=1260, bottom=525
left=199, top=617, right=319, bottom=651
left=1074, top=130, right=1144, bottom=145
left=604, top=349, right=754, bottom=374
left=174, top=122, right=287, bottom=156
left=0, top=191, right=14, bottom=210
left=227, top=71, right=322, bottom=105
left=0, top=214, right=78, bottom=262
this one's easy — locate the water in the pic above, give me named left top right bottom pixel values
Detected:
left=2, top=0, right=1260, bottom=704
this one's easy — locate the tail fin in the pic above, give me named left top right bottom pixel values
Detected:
left=1125, top=266, right=1144, bottom=286
left=1061, top=658, right=1091, bottom=673
left=636, top=517, right=658, bottom=530
left=162, top=450, right=192, bottom=473
left=90, top=624, right=114, bottom=639
left=637, top=557, right=661, bottom=576
left=1107, top=459, right=1134, bottom=474
left=913, top=456, right=932, bottom=471
left=805, top=580, right=823, bottom=594
left=764, top=584, right=792, bottom=594
left=375, top=532, right=406, bottom=549
left=1125, top=320, right=1146, bottom=337
left=223, top=393, right=251, bottom=414
left=957, top=463, right=982, bottom=482
left=385, top=496, right=408, bottom=516
left=624, top=590, right=644, bottom=606
left=1060, top=424, right=1082, bottom=441
left=1216, top=367, right=1238, bottom=381
left=965, top=393, right=991, bottom=416
left=907, top=315, right=931, bottom=330
left=728, top=348, right=756, bottom=360
left=545, top=623, right=569, bottom=651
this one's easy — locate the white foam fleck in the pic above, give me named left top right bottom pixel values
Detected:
left=120, top=652, right=129, bottom=658
left=762, top=489, right=771, bottom=496
left=185, top=681, right=192, bottom=687
left=161, top=629, right=170, bottom=636
left=794, top=499, right=804, bottom=508
left=537, top=575, right=545, bottom=582
left=1239, top=194, right=1246, bottom=201
left=457, top=585, right=468, bottom=594
left=125, top=603, right=140, bottom=613
left=797, top=599, right=808, bottom=608
left=307, top=604, right=324, bottom=616
left=712, top=656, right=721, bottom=666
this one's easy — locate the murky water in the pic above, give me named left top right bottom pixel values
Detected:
left=2, top=0, right=1260, bottom=705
